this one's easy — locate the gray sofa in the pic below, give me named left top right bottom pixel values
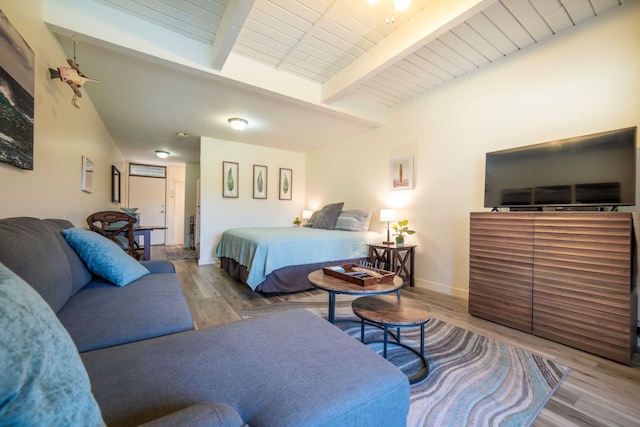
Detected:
left=0, top=217, right=410, bottom=426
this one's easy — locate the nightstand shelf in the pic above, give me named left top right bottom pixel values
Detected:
left=368, top=243, right=416, bottom=287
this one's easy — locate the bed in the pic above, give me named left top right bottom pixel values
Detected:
left=215, top=207, right=381, bottom=293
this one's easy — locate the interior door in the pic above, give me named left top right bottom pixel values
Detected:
left=129, top=175, right=166, bottom=245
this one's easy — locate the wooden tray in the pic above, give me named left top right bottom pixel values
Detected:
left=322, top=264, right=395, bottom=287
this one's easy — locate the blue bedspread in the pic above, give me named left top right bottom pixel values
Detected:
left=216, top=227, right=381, bottom=290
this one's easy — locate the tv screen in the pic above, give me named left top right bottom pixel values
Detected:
left=484, top=127, right=637, bottom=209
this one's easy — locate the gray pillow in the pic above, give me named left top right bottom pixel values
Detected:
left=334, top=210, right=373, bottom=231
left=312, top=202, right=345, bottom=230
left=303, top=210, right=320, bottom=227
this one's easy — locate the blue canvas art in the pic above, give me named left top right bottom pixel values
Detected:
left=0, top=10, right=34, bottom=170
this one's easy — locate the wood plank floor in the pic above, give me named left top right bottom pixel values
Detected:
left=157, top=246, right=640, bottom=427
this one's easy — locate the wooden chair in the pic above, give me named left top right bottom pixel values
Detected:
left=87, top=211, right=144, bottom=260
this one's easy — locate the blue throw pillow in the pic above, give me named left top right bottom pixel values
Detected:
left=0, top=262, right=105, bottom=426
left=62, top=228, right=149, bottom=286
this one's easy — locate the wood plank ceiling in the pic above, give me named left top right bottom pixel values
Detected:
left=96, top=0, right=627, bottom=108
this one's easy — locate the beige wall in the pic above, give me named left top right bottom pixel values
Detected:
left=199, top=137, right=306, bottom=264
left=0, top=0, right=125, bottom=226
left=307, top=2, right=640, bottom=298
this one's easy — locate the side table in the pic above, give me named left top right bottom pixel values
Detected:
left=352, top=294, right=431, bottom=384
left=368, top=243, right=416, bottom=286
left=307, top=269, right=403, bottom=324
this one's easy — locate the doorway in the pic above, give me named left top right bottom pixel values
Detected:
left=128, top=166, right=167, bottom=246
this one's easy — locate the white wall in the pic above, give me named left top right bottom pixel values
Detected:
left=307, top=2, right=640, bottom=298
left=0, top=0, right=125, bottom=225
left=199, top=137, right=306, bottom=264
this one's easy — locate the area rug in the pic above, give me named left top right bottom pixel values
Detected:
left=335, top=317, right=570, bottom=427
left=166, top=250, right=198, bottom=260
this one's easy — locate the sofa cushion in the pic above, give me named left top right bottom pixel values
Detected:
left=81, top=309, right=409, bottom=427
left=62, top=228, right=149, bottom=287
left=43, top=219, right=93, bottom=295
left=0, top=263, right=105, bottom=426
left=57, top=273, right=194, bottom=352
left=138, top=402, right=244, bottom=427
left=0, top=217, right=73, bottom=312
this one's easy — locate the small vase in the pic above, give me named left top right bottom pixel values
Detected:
left=395, top=236, right=405, bottom=246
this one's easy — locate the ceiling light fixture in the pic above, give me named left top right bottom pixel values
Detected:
left=228, top=117, right=248, bottom=131
left=155, top=150, right=169, bottom=159
left=176, top=132, right=188, bottom=139
left=367, top=0, right=411, bottom=23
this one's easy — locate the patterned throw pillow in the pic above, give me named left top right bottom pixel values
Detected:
left=0, top=262, right=105, bottom=426
left=334, top=210, right=373, bottom=231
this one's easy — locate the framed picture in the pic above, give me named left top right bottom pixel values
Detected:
left=279, top=168, right=292, bottom=200
left=253, top=165, right=268, bottom=199
left=111, top=165, right=121, bottom=203
left=222, top=161, right=239, bottom=198
left=390, top=156, right=414, bottom=190
left=81, top=156, right=94, bottom=193
left=0, top=11, right=35, bottom=170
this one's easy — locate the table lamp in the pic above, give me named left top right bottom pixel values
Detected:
left=379, top=209, right=397, bottom=244
left=302, top=210, right=313, bottom=223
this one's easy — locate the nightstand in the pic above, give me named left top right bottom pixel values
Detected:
left=367, top=243, right=416, bottom=287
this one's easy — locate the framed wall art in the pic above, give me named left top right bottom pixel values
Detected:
left=279, top=168, right=292, bottom=200
left=253, top=164, right=267, bottom=199
left=222, top=161, right=239, bottom=198
left=81, top=156, right=94, bottom=193
left=390, top=156, right=414, bottom=190
left=0, top=11, right=35, bottom=170
left=111, top=165, right=121, bottom=203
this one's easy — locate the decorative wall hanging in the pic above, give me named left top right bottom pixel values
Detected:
left=49, top=35, right=99, bottom=109
left=279, top=168, right=292, bottom=200
left=111, top=165, right=121, bottom=203
left=222, top=161, right=239, bottom=198
left=0, top=10, right=35, bottom=170
left=253, top=165, right=267, bottom=199
left=81, top=156, right=94, bottom=193
left=390, top=156, right=414, bottom=190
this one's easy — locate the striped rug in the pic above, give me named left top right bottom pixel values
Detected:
left=336, top=317, right=570, bottom=427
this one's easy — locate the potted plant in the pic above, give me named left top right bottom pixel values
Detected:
left=292, top=217, right=302, bottom=226
left=391, top=219, right=415, bottom=245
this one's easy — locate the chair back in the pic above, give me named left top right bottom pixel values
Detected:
left=86, top=211, right=143, bottom=260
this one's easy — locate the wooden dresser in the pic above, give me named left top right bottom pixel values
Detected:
left=469, top=211, right=637, bottom=364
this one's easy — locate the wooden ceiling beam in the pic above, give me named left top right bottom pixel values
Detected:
left=320, top=0, right=498, bottom=103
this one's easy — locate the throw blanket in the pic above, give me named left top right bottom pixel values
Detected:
left=216, top=227, right=381, bottom=289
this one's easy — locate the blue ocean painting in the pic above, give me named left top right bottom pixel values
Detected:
left=0, top=66, right=34, bottom=169
left=0, top=10, right=35, bottom=170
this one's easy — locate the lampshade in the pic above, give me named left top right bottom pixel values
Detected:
left=228, top=117, right=248, bottom=131
left=155, top=150, right=169, bottom=159
left=302, top=210, right=313, bottom=220
left=379, top=209, right=397, bottom=223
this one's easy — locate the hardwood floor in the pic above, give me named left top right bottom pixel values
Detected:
left=156, top=245, right=640, bottom=427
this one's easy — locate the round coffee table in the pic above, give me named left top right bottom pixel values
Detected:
left=352, top=294, right=431, bottom=384
left=307, top=269, right=403, bottom=323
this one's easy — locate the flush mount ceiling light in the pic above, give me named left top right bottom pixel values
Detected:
left=228, top=117, right=248, bottom=131
left=176, top=132, right=188, bottom=139
left=367, top=0, right=411, bottom=23
left=155, top=150, right=169, bottom=159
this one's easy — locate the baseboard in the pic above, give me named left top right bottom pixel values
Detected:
left=414, top=279, right=468, bottom=301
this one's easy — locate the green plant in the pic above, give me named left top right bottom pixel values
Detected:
left=391, top=220, right=415, bottom=237
left=292, top=217, right=302, bottom=226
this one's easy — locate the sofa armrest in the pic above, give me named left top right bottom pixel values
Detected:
left=140, top=260, right=176, bottom=274
left=137, top=402, right=246, bottom=427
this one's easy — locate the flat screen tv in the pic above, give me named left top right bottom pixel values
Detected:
left=484, top=127, right=637, bottom=209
